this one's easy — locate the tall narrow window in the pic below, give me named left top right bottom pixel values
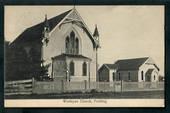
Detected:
left=141, top=71, right=144, bottom=80
left=75, top=38, right=79, bottom=54
left=70, top=31, right=75, bottom=54
left=69, top=61, right=74, bottom=76
left=147, top=75, right=150, bottom=81
left=112, top=73, right=115, bottom=81
left=154, top=75, right=155, bottom=80
left=65, top=36, right=69, bottom=53
left=65, top=31, right=80, bottom=55
left=70, top=31, right=75, bottom=38
left=82, top=62, right=87, bottom=76
left=118, top=73, right=121, bottom=81
left=128, top=72, right=130, bottom=81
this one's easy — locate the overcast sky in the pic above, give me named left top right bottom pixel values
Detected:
left=5, top=6, right=164, bottom=76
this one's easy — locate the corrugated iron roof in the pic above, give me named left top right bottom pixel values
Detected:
left=115, top=57, right=149, bottom=71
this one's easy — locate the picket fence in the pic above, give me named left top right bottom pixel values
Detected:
left=4, top=78, right=164, bottom=95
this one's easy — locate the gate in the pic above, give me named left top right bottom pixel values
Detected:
left=4, top=79, right=33, bottom=95
left=114, top=81, right=122, bottom=92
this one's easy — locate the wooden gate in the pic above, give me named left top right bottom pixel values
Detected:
left=4, top=79, right=33, bottom=95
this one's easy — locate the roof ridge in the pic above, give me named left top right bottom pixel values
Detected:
left=104, top=63, right=113, bottom=65
left=116, top=57, right=149, bottom=61
left=27, top=9, right=72, bottom=30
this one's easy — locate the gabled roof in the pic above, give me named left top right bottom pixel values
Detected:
left=52, top=53, right=91, bottom=61
left=115, top=57, right=149, bottom=71
left=99, top=57, right=160, bottom=73
left=10, top=9, right=72, bottom=47
left=104, top=64, right=117, bottom=70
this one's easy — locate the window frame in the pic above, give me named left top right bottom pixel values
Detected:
left=65, top=31, right=79, bottom=55
left=69, top=61, right=74, bottom=76
left=82, top=62, right=87, bottom=76
left=128, top=72, right=131, bottom=81
left=118, top=73, right=121, bottom=81
left=141, top=71, right=144, bottom=80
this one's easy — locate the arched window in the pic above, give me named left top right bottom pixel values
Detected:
left=70, top=31, right=75, bottom=38
left=141, top=71, right=144, bottom=80
left=112, top=72, right=115, bottom=81
left=70, top=31, right=75, bottom=46
left=147, top=75, right=150, bottom=81
left=118, top=73, right=121, bottom=81
left=70, top=31, right=75, bottom=54
left=65, top=31, right=79, bottom=55
left=128, top=72, right=130, bottom=80
left=71, top=36, right=75, bottom=48
left=69, top=61, right=74, bottom=76
left=75, top=38, right=79, bottom=54
left=82, top=62, right=87, bottom=76
left=65, top=36, right=69, bottom=53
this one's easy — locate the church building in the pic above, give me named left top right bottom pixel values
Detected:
left=98, top=57, right=160, bottom=82
left=8, top=8, right=100, bottom=82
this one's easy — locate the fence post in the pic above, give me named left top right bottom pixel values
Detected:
left=121, top=80, right=123, bottom=92
left=84, top=80, right=87, bottom=90
left=32, top=77, right=35, bottom=94
left=61, top=80, right=64, bottom=93
left=113, top=81, right=115, bottom=93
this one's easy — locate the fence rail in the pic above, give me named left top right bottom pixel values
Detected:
left=32, top=80, right=164, bottom=94
left=4, top=79, right=33, bottom=95
left=4, top=78, right=164, bottom=95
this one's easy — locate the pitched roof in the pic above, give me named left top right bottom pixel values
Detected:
left=52, top=53, right=91, bottom=60
left=104, top=64, right=118, bottom=70
left=115, top=57, right=149, bottom=71
left=10, top=9, right=72, bottom=47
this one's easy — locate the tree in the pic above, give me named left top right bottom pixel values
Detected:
left=5, top=46, right=29, bottom=81
left=158, top=75, right=164, bottom=82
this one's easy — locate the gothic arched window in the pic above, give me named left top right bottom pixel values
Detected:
left=69, top=61, right=74, bottom=76
left=70, top=31, right=75, bottom=46
left=141, top=71, right=144, bottom=80
left=65, top=31, right=79, bottom=55
left=70, top=31, right=75, bottom=37
left=65, top=36, right=69, bottom=53
left=70, top=31, right=75, bottom=54
left=82, top=62, right=87, bottom=76
left=75, top=38, right=79, bottom=54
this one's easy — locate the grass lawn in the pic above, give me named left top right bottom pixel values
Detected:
left=5, top=90, right=164, bottom=99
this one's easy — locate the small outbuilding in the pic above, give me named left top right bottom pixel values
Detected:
left=98, top=57, right=159, bottom=82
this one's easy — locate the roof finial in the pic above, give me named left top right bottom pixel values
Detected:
left=45, top=14, right=47, bottom=19
left=44, top=14, right=50, bottom=32
left=93, top=24, right=99, bottom=37
left=73, top=0, right=76, bottom=9
left=45, top=14, right=47, bottom=21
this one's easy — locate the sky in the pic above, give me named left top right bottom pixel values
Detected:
left=5, top=6, right=164, bottom=76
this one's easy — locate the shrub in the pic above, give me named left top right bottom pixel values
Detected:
left=90, top=89, right=98, bottom=94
